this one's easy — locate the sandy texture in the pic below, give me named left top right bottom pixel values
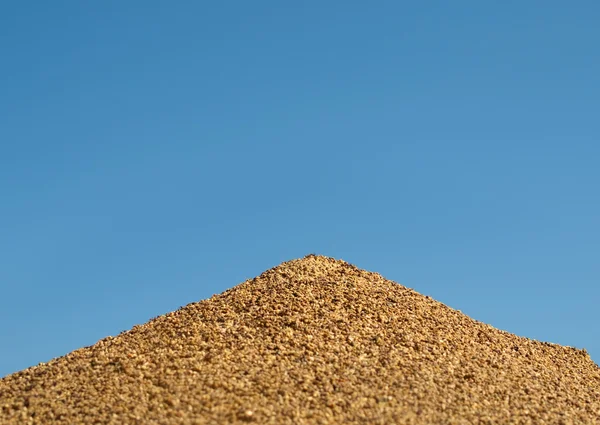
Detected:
left=1, top=255, right=599, bottom=424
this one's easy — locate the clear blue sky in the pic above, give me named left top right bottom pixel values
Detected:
left=1, top=2, right=598, bottom=378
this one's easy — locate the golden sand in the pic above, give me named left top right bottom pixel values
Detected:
left=1, top=255, right=599, bottom=424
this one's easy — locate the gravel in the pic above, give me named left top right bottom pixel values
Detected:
left=1, top=254, right=599, bottom=424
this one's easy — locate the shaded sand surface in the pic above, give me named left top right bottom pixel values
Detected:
left=1, top=255, right=599, bottom=424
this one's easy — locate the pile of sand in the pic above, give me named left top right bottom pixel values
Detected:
left=1, top=255, right=599, bottom=424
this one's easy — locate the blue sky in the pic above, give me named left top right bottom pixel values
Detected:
left=1, top=2, right=598, bottom=378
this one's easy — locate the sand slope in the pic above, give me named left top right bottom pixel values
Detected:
left=1, top=255, right=599, bottom=424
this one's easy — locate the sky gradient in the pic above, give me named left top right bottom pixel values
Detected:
left=1, top=1, right=599, bottom=378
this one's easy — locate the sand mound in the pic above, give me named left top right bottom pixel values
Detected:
left=1, top=255, right=599, bottom=424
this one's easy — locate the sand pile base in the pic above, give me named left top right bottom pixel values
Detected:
left=1, top=255, right=599, bottom=424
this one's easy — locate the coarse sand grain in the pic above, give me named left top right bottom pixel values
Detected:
left=1, top=255, right=599, bottom=424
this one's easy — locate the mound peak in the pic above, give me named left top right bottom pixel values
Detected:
left=1, top=255, right=599, bottom=424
